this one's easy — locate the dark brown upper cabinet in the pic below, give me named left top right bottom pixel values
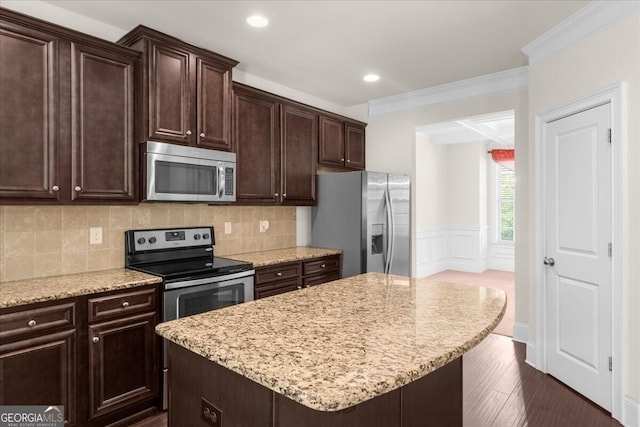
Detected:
left=281, top=103, right=318, bottom=205
left=118, top=26, right=237, bottom=151
left=233, top=83, right=318, bottom=206
left=319, top=115, right=366, bottom=171
left=0, top=8, right=139, bottom=205
left=233, top=84, right=281, bottom=204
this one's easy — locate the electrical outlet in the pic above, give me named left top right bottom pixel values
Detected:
left=224, top=222, right=232, bottom=234
left=259, top=220, right=269, bottom=233
left=89, top=227, right=102, bottom=245
left=201, top=398, right=222, bottom=426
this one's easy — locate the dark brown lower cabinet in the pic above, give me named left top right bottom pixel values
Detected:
left=88, top=312, right=158, bottom=420
left=0, top=330, right=76, bottom=426
left=0, top=285, right=160, bottom=427
left=254, top=254, right=342, bottom=299
left=169, top=343, right=462, bottom=426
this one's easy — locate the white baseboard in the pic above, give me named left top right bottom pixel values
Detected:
left=624, top=395, right=640, bottom=427
left=525, top=341, right=537, bottom=368
left=512, top=322, right=528, bottom=343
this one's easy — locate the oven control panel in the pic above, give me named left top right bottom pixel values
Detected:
left=130, top=227, right=214, bottom=251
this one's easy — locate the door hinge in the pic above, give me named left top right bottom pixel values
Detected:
left=609, top=356, right=612, bottom=372
left=608, top=128, right=612, bottom=143
left=608, top=243, right=612, bottom=258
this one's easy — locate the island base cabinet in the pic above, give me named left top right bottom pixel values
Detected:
left=168, top=342, right=462, bottom=427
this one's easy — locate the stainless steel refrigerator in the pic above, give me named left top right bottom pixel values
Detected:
left=311, top=171, right=410, bottom=278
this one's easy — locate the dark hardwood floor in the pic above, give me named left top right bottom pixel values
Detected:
left=463, top=334, right=620, bottom=427
left=130, top=334, right=619, bottom=427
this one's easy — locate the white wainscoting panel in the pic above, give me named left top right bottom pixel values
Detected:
left=512, top=322, right=528, bottom=344
left=416, top=226, right=492, bottom=277
left=489, top=242, right=515, bottom=272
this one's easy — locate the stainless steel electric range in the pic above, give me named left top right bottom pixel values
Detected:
left=124, top=226, right=254, bottom=409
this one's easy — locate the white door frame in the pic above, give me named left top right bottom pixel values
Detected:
left=533, top=82, right=625, bottom=420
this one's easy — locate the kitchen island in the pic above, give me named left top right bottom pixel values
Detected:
left=156, top=272, right=506, bottom=426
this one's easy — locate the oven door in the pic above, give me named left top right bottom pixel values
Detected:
left=163, top=270, right=254, bottom=321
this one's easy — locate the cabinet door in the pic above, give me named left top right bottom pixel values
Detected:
left=233, top=86, right=281, bottom=204
left=70, top=42, right=137, bottom=202
left=0, top=329, right=76, bottom=426
left=0, top=23, right=60, bottom=202
left=148, top=42, right=192, bottom=144
left=319, top=116, right=345, bottom=167
left=88, top=312, right=157, bottom=419
left=197, top=57, right=232, bottom=151
left=281, top=104, right=317, bottom=205
left=345, top=124, right=366, bottom=170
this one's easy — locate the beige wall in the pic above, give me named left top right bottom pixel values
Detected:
left=415, top=134, right=449, bottom=229
left=0, top=205, right=296, bottom=282
left=367, top=89, right=528, bottom=325
left=527, top=11, right=640, bottom=401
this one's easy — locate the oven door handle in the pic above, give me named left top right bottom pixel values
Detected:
left=164, top=269, right=255, bottom=290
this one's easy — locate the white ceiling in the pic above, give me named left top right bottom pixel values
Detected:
left=39, top=0, right=589, bottom=107
left=417, top=111, right=515, bottom=146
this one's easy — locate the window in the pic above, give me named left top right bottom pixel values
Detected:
left=497, top=165, right=515, bottom=242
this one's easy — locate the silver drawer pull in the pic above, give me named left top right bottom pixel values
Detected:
left=296, top=285, right=302, bottom=290
left=28, top=319, right=36, bottom=328
left=321, top=264, right=326, bottom=268
left=200, top=132, right=205, bottom=138
left=276, top=272, right=282, bottom=277
left=186, top=130, right=192, bottom=135
left=122, top=301, right=130, bottom=308
left=74, top=185, right=82, bottom=192
left=92, top=336, right=99, bottom=343
left=52, top=185, right=59, bottom=192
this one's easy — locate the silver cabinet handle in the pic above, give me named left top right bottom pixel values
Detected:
left=28, top=319, right=36, bottom=328
left=543, top=257, right=555, bottom=266
left=296, top=285, right=302, bottom=290
left=274, top=193, right=279, bottom=197
left=321, top=264, right=326, bottom=268
left=92, top=336, right=99, bottom=343
left=52, top=185, right=59, bottom=192
left=74, top=186, right=82, bottom=192
left=282, top=193, right=287, bottom=198
left=186, top=130, right=192, bottom=135
left=346, top=159, right=351, bottom=163
left=340, top=158, right=345, bottom=162
left=122, top=301, right=130, bottom=308
left=200, top=132, right=205, bottom=138
left=276, top=272, right=282, bottom=277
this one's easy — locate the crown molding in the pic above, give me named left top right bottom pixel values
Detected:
left=368, top=66, right=528, bottom=117
left=522, top=0, right=640, bottom=66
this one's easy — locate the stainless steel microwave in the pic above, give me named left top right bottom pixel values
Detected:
left=143, top=141, right=236, bottom=203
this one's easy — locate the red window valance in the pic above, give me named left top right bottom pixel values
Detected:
left=490, top=149, right=514, bottom=171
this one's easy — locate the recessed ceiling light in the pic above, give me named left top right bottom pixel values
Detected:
left=363, top=74, right=380, bottom=82
left=246, top=15, right=269, bottom=28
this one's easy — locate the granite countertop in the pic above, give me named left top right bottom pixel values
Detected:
left=0, top=269, right=162, bottom=309
left=156, top=272, right=506, bottom=412
left=227, top=246, right=342, bottom=267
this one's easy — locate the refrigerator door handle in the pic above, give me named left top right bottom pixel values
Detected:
left=387, top=188, right=395, bottom=274
left=384, top=189, right=393, bottom=274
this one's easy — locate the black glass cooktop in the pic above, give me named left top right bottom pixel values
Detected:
left=129, top=256, right=253, bottom=281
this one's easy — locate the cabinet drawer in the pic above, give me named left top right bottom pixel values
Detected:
left=0, top=302, right=75, bottom=342
left=255, top=279, right=301, bottom=299
left=303, top=256, right=340, bottom=276
left=303, top=271, right=341, bottom=288
left=255, top=263, right=301, bottom=285
left=88, top=287, right=156, bottom=323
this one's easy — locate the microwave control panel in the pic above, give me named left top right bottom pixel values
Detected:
left=225, top=167, right=234, bottom=195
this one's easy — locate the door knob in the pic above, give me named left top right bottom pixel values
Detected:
left=543, top=257, right=555, bottom=266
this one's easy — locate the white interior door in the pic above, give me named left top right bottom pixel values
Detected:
left=544, top=102, right=612, bottom=411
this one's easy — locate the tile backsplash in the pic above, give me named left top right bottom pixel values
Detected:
left=0, top=204, right=296, bottom=282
